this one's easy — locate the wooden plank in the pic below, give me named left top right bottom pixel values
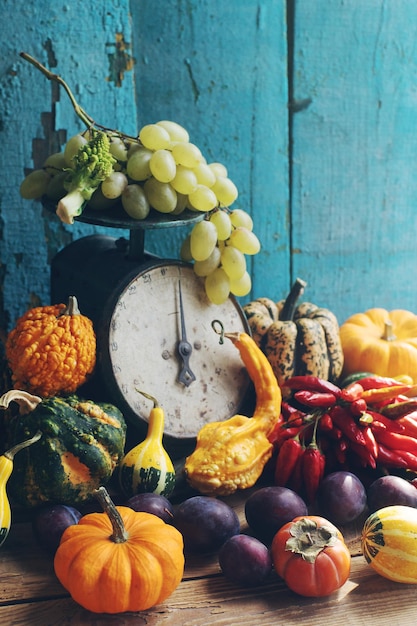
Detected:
left=290, top=0, right=417, bottom=323
left=0, top=0, right=137, bottom=329
left=1, top=550, right=417, bottom=625
left=130, top=0, right=291, bottom=298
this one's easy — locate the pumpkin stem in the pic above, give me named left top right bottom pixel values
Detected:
left=285, top=517, right=338, bottom=563
left=94, top=486, right=128, bottom=544
left=0, top=390, right=42, bottom=415
left=280, top=278, right=307, bottom=321
left=59, top=295, right=81, bottom=317
left=382, top=320, right=397, bottom=342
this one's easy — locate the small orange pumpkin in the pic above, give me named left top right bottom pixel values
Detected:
left=54, top=486, right=184, bottom=614
left=5, top=296, right=96, bottom=397
left=340, top=308, right=417, bottom=383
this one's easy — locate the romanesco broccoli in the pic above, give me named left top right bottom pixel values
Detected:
left=56, top=130, right=116, bottom=224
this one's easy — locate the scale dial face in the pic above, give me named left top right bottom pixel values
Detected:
left=99, top=261, right=251, bottom=442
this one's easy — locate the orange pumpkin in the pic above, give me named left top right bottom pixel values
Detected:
left=54, top=487, right=184, bottom=614
left=340, top=308, right=417, bottom=383
left=5, top=296, right=96, bottom=397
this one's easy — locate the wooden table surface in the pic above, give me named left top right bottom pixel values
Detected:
left=1, top=489, right=417, bottom=626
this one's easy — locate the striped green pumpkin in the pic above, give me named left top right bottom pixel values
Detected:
left=361, top=505, right=417, bottom=583
left=6, top=394, right=126, bottom=508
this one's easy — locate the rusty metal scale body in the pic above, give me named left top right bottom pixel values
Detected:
left=50, top=207, right=250, bottom=457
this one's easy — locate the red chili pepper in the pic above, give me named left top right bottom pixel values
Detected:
left=318, top=413, right=334, bottom=433
left=358, top=375, right=413, bottom=391
left=376, top=444, right=408, bottom=468
left=361, top=424, right=379, bottom=459
left=281, top=401, right=303, bottom=421
left=286, top=411, right=305, bottom=428
left=293, top=389, right=338, bottom=409
left=339, top=382, right=364, bottom=403
left=335, top=437, right=348, bottom=464
left=367, top=410, right=406, bottom=433
left=361, top=385, right=413, bottom=404
left=287, top=452, right=304, bottom=493
left=268, top=424, right=301, bottom=446
left=372, top=428, right=417, bottom=455
left=398, top=414, right=417, bottom=439
left=301, top=445, right=326, bottom=504
left=393, top=449, right=417, bottom=472
left=349, top=398, right=368, bottom=417
left=349, top=440, right=377, bottom=469
left=329, top=406, right=367, bottom=447
left=274, top=437, right=304, bottom=487
left=283, top=375, right=341, bottom=397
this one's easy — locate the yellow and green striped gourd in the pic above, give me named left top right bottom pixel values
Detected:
left=362, top=505, right=417, bottom=583
left=119, top=391, right=176, bottom=498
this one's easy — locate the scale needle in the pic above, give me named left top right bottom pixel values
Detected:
left=177, top=279, right=196, bottom=386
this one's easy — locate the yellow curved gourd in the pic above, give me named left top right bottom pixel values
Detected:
left=184, top=330, right=282, bottom=496
left=0, top=431, right=42, bottom=546
left=361, top=505, right=417, bottom=583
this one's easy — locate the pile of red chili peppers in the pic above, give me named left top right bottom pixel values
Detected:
left=269, top=374, right=417, bottom=504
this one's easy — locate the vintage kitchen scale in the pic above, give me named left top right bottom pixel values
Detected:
left=49, top=204, right=251, bottom=457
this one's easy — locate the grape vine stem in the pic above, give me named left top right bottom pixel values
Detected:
left=19, top=52, right=138, bottom=143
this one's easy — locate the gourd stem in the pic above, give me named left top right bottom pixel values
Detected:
left=136, top=389, right=165, bottom=440
left=382, top=320, right=397, bottom=342
left=280, top=278, right=307, bottom=321
left=0, top=389, right=42, bottom=415
left=94, top=486, right=128, bottom=544
left=4, top=430, right=42, bottom=460
left=59, top=295, right=81, bottom=317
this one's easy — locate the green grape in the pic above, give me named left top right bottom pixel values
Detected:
left=229, top=271, right=252, bottom=297
left=228, top=226, right=261, bottom=255
left=101, top=171, right=129, bottom=199
left=205, top=267, right=230, bottom=305
left=143, top=177, right=177, bottom=213
left=170, top=165, right=198, bottom=194
left=212, top=176, right=238, bottom=206
left=109, top=136, right=128, bottom=162
left=121, top=184, right=150, bottom=220
left=188, top=184, right=218, bottom=212
left=139, top=124, right=171, bottom=150
left=126, top=147, right=153, bottom=181
left=208, top=162, right=228, bottom=178
left=43, top=152, right=67, bottom=175
left=171, top=192, right=189, bottom=215
left=149, top=149, right=177, bottom=183
left=193, top=162, right=216, bottom=187
left=64, top=133, right=88, bottom=166
left=220, top=245, right=246, bottom=280
left=156, top=120, right=190, bottom=143
left=209, top=209, right=232, bottom=241
left=20, top=169, right=51, bottom=199
left=190, top=220, right=218, bottom=261
left=172, top=142, right=203, bottom=168
left=229, top=208, right=253, bottom=231
left=180, top=234, right=193, bottom=262
left=193, top=246, right=221, bottom=276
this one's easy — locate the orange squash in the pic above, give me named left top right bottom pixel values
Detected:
left=54, top=486, right=184, bottom=614
left=340, top=308, right=417, bottom=383
left=5, top=296, right=96, bottom=397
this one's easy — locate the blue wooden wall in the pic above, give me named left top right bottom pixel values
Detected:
left=1, top=0, right=416, bottom=339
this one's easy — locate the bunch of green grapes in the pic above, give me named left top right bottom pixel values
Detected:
left=180, top=207, right=261, bottom=304
left=20, top=119, right=260, bottom=304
